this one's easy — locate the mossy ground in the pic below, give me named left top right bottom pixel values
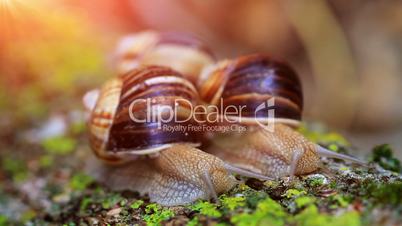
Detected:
left=0, top=125, right=401, bottom=226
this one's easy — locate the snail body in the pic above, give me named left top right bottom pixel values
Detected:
left=199, top=54, right=365, bottom=178
left=115, top=31, right=215, bottom=84
left=91, top=144, right=236, bottom=206
left=206, top=125, right=320, bottom=178
left=85, top=66, right=271, bottom=205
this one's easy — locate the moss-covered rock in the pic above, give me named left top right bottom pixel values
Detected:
left=1, top=126, right=402, bottom=225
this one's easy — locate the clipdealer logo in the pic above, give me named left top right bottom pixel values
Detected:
left=254, top=98, right=275, bottom=132
left=128, top=97, right=276, bottom=132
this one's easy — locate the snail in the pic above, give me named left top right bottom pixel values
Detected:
left=83, top=65, right=271, bottom=206
left=115, top=31, right=215, bottom=84
left=83, top=31, right=215, bottom=115
left=198, top=54, right=366, bottom=178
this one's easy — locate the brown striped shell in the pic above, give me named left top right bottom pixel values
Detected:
left=89, top=66, right=202, bottom=163
left=198, top=54, right=303, bottom=126
left=115, top=31, right=215, bottom=84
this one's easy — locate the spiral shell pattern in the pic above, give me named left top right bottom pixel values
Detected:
left=116, top=31, right=215, bottom=83
left=198, top=54, right=303, bottom=124
left=89, top=66, right=202, bottom=163
left=89, top=78, right=123, bottom=162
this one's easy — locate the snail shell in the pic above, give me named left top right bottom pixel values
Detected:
left=198, top=54, right=302, bottom=126
left=115, top=31, right=215, bottom=84
left=89, top=65, right=201, bottom=163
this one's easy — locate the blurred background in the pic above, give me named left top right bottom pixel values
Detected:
left=0, top=0, right=401, bottom=157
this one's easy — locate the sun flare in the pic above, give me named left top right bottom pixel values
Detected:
left=0, top=0, right=44, bottom=41
left=0, top=0, right=19, bottom=15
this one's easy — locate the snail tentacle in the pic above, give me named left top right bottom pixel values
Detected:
left=289, top=149, right=303, bottom=179
left=315, top=145, right=367, bottom=166
left=224, top=163, right=274, bottom=181
left=202, top=171, right=219, bottom=204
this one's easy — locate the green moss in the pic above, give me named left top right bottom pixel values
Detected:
left=1, top=157, right=28, bottom=182
left=79, top=196, right=92, bottom=213
left=220, top=195, right=246, bottom=211
left=21, top=210, right=36, bottom=222
left=334, top=211, right=361, bottom=226
left=187, top=217, right=200, bottom=226
left=69, top=173, right=94, bottom=191
left=366, top=181, right=402, bottom=206
left=328, top=144, right=340, bottom=152
left=264, top=180, right=280, bottom=188
left=238, top=183, right=249, bottom=191
left=42, top=136, right=77, bottom=155
left=70, top=121, right=86, bottom=135
left=143, top=203, right=174, bottom=226
left=370, top=144, right=401, bottom=173
left=306, top=177, right=325, bottom=187
left=145, top=203, right=159, bottom=213
left=191, top=201, right=222, bottom=218
left=77, top=190, right=126, bottom=216
left=329, top=181, right=338, bottom=189
left=291, top=205, right=360, bottom=226
left=63, top=223, right=76, bottom=226
left=291, top=205, right=326, bottom=226
left=298, top=124, right=349, bottom=146
left=329, top=194, right=350, bottom=209
left=283, top=189, right=307, bottom=199
left=39, top=154, right=54, bottom=168
left=101, top=193, right=123, bottom=209
left=294, top=196, right=315, bottom=208
left=235, top=185, right=269, bottom=208
left=231, top=197, right=286, bottom=226
left=119, top=198, right=128, bottom=206
left=130, top=200, right=144, bottom=209
left=79, top=189, right=127, bottom=215
left=0, top=215, right=8, bottom=226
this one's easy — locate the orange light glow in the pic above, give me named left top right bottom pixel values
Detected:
left=0, top=0, right=24, bottom=18
left=0, top=0, right=45, bottom=42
